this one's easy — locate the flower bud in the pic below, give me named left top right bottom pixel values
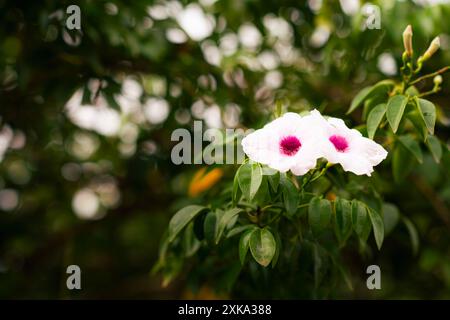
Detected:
left=402, top=25, right=413, bottom=57
left=434, top=75, right=443, bottom=86
left=421, top=36, right=440, bottom=61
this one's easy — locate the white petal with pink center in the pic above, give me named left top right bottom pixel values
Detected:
left=241, top=112, right=323, bottom=175
left=319, top=117, right=388, bottom=176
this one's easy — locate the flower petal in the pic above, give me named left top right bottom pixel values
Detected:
left=319, top=114, right=388, bottom=176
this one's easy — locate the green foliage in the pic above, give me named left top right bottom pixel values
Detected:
left=249, top=227, right=277, bottom=267
left=1, top=0, right=450, bottom=300
left=414, top=97, right=436, bottom=135
left=398, top=135, right=423, bottom=164
left=351, top=200, right=372, bottom=244
left=237, top=162, right=262, bottom=201
left=367, top=207, right=384, bottom=250
left=387, top=95, right=409, bottom=133
left=280, top=173, right=299, bottom=217
left=402, top=217, right=420, bottom=256
left=308, top=197, right=332, bottom=237
left=347, top=80, right=395, bottom=114
left=426, top=135, right=442, bottom=163
left=215, top=208, right=241, bottom=244
left=168, top=205, right=207, bottom=242
left=392, top=142, right=417, bottom=183
left=239, top=227, right=257, bottom=265
left=334, top=198, right=352, bottom=246
left=367, top=104, right=387, bottom=139
left=158, top=18, right=450, bottom=292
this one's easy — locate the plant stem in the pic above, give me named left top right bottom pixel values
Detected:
left=418, top=89, right=439, bottom=98
left=418, top=82, right=441, bottom=98
left=400, top=53, right=414, bottom=92
left=409, top=66, right=450, bottom=85
left=301, top=170, right=316, bottom=188
left=266, top=211, right=282, bottom=225
left=309, top=163, right=333, bottom=183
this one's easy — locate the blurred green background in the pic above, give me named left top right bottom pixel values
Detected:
left=1, top=0, right=450, bottom=299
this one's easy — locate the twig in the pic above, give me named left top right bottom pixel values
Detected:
left=409, top=66, right=450, bottom=86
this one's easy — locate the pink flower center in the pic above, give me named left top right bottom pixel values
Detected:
left=329, top=135, right=349, bottom=152
left=279, top=136, right=301, bottom=156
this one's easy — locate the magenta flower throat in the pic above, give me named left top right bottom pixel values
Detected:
left=329, top=135, right=349, bottom=152
left=279, top=136, right=302, bottom=156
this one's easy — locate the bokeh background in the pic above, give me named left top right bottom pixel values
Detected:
left=1, top=0, right=450, bottom=299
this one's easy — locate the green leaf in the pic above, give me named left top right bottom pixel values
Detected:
left=267, top=171, right=280, bottom=192
left=334, top=198, right=352, bottom=246
left=367, top=208, right=384, bottom=250
left=402, top=217, right=419, bottom=256
left=81, top=84, right=92, bottom=105
left=398, top=135, right=423, bottom=163
left=347, top=80, right=394, bottom=114
left=227, top=224, right=256, bottom=238
left=239, top=227, right=257, bottom=265
left=407, top=109, right=428, bottom=142
left=182, top=222, right=201, bottom=257
left=414, top=97, right=436, bottom=134
left=168, top=205, right=206, bottom=242
left=203, top=210, right=217, bottom=244
left=250, top=163, right=263, bottom=200
left=367, top=103, right=386, bottom=139
left=382, top=203, right=400, bottom=236
left=362, top=96, right=385, bottom=121
left=392, top=143, right=416, bottom=183
left=232, top=169, right=241, bottom=205
left=386, top=94, right=408, bottom=133
left=271, top=230, right=282, bottom=268
left=237, top=162, right=262, bottom=201
left=308, top=197, right=332, bottom=236
left=237, top=163, right=251, bottom=200
left=252, top=177, right=269, bottom=205
left=351, top=201, right=372, bottom=243
left=280, top=174, right=299, bottom=217
left=153, top=231, right=170, bottom=272
left=193, top=213, right=206, bottom=240
left=104, top=92, right=122, bottom=111
left=426, top=135, right=442, bottom=163
left=249, top=227, right=277, bottom=267
left=160, top=254, right=184, bottom=288
left=348, top=87, right=371, bottom=114
left=226, top=214, right=238, bottom=229
left=215, top=208, right=242, bottom=244
left=405, top=85, right=419, bottom=96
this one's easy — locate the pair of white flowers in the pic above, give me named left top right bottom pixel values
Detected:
left=241, top=110, right=388, bottom=176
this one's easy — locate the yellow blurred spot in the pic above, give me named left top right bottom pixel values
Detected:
left=188, top=167, right=223, bottom=197
left=326, top=192, right=336, bottom=201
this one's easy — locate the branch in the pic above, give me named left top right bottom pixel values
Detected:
left=409, top=66, right=450, bottom=86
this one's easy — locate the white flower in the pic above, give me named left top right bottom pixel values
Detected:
left=317, top=116, right=388, bottom=176
left=242, top=109, right=388, bottom=176
left=241, top=112, right=323, bottom=175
